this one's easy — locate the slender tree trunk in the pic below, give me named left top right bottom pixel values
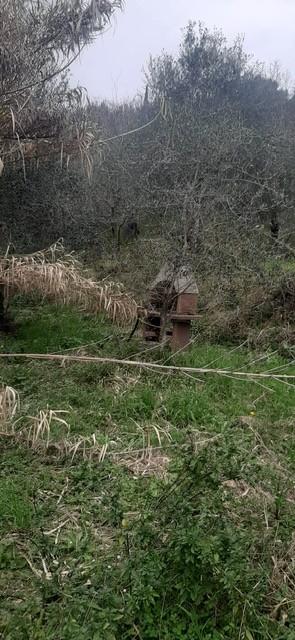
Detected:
left=270, top=209, right=280, bottom=240
left=0, top=284, right=8, bottom=329
left=0, top=286, right=5, bottom=323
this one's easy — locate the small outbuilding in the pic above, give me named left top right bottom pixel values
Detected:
left=142, top=264, right=199, bottom=351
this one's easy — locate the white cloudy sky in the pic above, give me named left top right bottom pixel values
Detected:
left=71, top=0, right=295, bottom=100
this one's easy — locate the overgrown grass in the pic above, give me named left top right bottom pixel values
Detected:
left=0, top=302, right=295, bottom=639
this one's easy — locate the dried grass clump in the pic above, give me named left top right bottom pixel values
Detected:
left=117, top=449, right=170, bottom=478
left=0, top=406, right=69, bottom=444
left=0, top=385, right=19, bottom=426
left=27, top=409, right=70, bottom=450
left=0, top=403, right=106, bottom=461
left=0, top=393, right=174, bottom=472
left=0, top=242, right=137, bottom=325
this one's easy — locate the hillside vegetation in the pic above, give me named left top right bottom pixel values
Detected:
left=1, top=5, right=295, bottom=638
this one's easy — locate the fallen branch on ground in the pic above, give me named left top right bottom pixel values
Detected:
left=0, top=352, right=294, bottom=381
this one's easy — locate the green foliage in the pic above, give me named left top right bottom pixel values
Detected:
left=1, top=8, right=295, bottom=637
left=0, top=303, right=295, bottom=638
left=0, top=478, right=35, bottom=531
left=0, top=0, right=123, bottom=193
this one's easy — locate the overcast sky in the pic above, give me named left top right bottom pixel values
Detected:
left=71, top=0, right=295, bottom=101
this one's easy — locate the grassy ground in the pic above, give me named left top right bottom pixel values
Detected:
left=0, top=302, right=295, bottom=639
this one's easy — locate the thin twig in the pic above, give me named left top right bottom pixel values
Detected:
left=202, top=340, right=249, bottom=369
left=99, top=111, right=161, bottom=144
left=43, top=520, right=69, bottom=536
left=0, top=46, right=86, bottom=99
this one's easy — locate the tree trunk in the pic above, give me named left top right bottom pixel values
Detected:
left=0, top=284, right=7, bottom=329
left=270, top=209, right=280, bottom=240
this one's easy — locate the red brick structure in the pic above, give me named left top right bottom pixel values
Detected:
left=142, top=265, right=199, bottom=351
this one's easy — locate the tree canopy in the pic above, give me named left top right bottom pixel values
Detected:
left=0, top=0, right=123, bottom=171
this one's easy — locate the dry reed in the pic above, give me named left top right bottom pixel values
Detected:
left=0, top=241, right=137, bottom=325
left=0, top=385, right=19, bottom=425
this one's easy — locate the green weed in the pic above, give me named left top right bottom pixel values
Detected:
left=0, top=303, right=294, bottom=639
